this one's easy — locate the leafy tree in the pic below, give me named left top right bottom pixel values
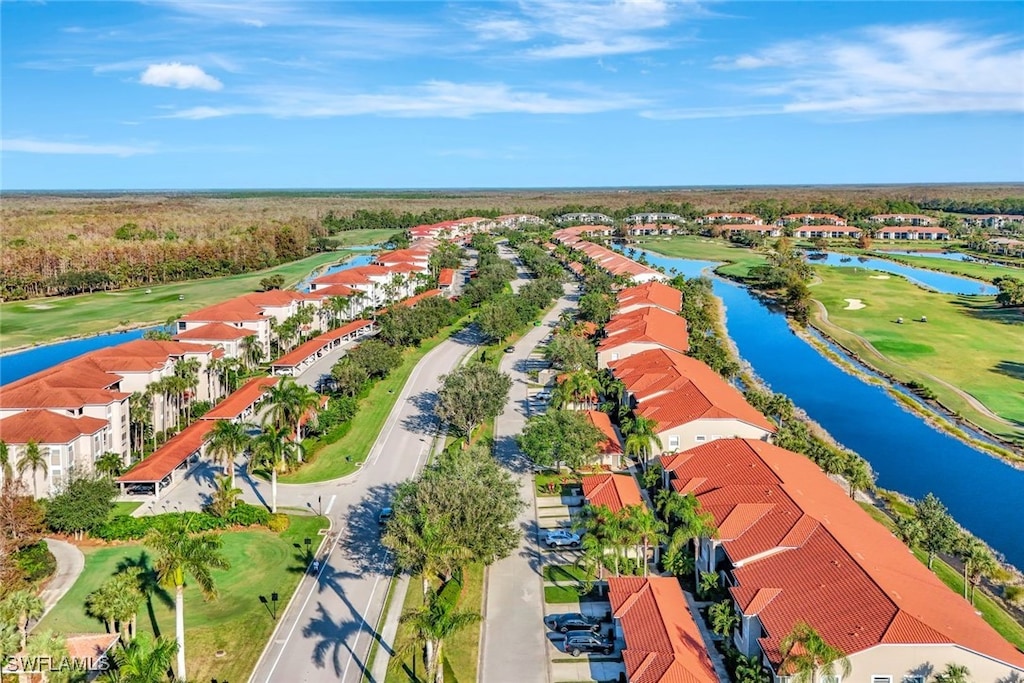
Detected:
left=100, top=631, right=179, bottom=683
left=778, top=621, right=851, bottom=683
left=734, top=653, right=771, bottom=683
left=204, top=419, right=250, bottom=490
left=399, top=587, right=481, bottom=683
left=258, top=274, right=286, bottom=291
left=45, top=473, right=117, bottom=539
left=477, top=296, right=525, bottom=343
left=892, top=515, right=925, bottom=548
left=915, top=493, right=959, bottom=570
left=145, top=517, right=229, bottom=680
left=94, top=452, right=125, bottom=478
left=0, top=480, right=45, bottom=591
left=517, top=410, right=604, bottom=471
left=346, top=339, right=403, bottom=379
left=435, top=364, right=512, bottom=438
left=708, top=599, right=739, bottom=638
left=330, top=359, right=371, bottom=398
left=16, top=440, right=47, bottom=498
left=544, top=332, right=596, bottom=372
left=994, top=276, right=1024, bottom=307
left=249, top=425, right=303, bottom=514
left=578, top=291, right=613, bottom=325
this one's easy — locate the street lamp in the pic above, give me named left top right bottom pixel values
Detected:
left=304, top=537, right=312, bottom=562
left=259, top=593, right=279, bottom=620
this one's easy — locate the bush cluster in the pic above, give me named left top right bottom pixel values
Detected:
left=13, top=542, right=57, bottom=583
left=93, top=503, right=273, bottom=541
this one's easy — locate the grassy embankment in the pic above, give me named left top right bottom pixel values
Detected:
left=38, top=514, right=329, bottom=683
left=0, top=249, right=368, bottom=351
left=631, top=235, right=766, bottom=278
left=808, top=267, right=1024, bottom=446
left=829, top=247, right=1023, bottom=283
left=326, top=229, right=398, bottom=249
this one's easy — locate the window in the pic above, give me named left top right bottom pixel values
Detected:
left=821, top=677, right=840, bottom=683
left=695, top=435, right=707, bottom=443
left=872, top=677, right=893, bottom=683
left=902, top=678, right=924, bottom=683
left=49, top=447, right=62, bottom=467
left=668, top=436, right=679, bottom=449
left=611, top=353, right=619, bottom=361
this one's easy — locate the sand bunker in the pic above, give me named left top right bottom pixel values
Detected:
left=26, top=304, right=54, bottom=310
left=869, top=275, right=890, bottom=279
left=844, top=299, right=866, bottom=310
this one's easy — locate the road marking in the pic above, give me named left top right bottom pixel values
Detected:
left=323, top=494, right=336, bottom=516
left=258, top=529, right=344, bottom=683
left=341, top=552, right=392, bottom=682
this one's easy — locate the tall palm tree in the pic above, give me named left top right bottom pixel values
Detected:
left=621, top=414, right=662, bottom=470
left=0, top=440, right=11, bottom=485
left=144, top=517, right=229, bottom=680
left=399, top=588, right=481, bottom=683
left=623, top=506, right=666, bottom=576
left=328, top=295, right=351, bottom=327
left=934, top=663, right=971, bottom=683
left=262, top=377, right=321, bottom=457
left=778, top=621, right=851, bottom=683
left=86, top=581, right=121, bottom=635
left=241, top=334, right=264, bottom=370
left=249, top=425, right=304, bottom=513
left=173, top=358, right=201, bottom=426
left=956, top=535, right=997, bottom=605
left=657, top=489, right=718, bottom=590
left=100, top=631, right=178, bottom=683
left=110, top=567, right=145, bottom=642
left=6, top=589, right=44, bottom=651
left=16, top=440, right=47, bottom=498
left=204, top=419, right=250, bottom=489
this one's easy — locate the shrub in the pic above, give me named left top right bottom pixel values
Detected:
left=13, top=542, right=56, bottom=583
left=93, top=509, right=271, bottom=541
left=266, top=513, right=291, bottom=533
left=1005, top=585, right=1024, bottom=606
left=226, top=503, right=270, bottom=527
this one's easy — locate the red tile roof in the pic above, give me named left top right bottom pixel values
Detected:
left=118, top=420, right=214, bottom=483
left=585, top=410, right=623, bottom=455
left=174, top=322, right=255, bottom=341
left=617, top=282, right=683, bottom=313
left=0, top=410, right=107, bottom=445
left=398, top=289, right=441, bottom=307
left=202, top=376, right=279, bottom=421
left=438, top=268, right=456, bottom=287
left=308, top=284, right=356, bottom=298
left=271, top=320, right=373, bottom=368
left=599, top=307, right=689, bottom=355
left=608, top=577, right=718, bottom=683
left=582, top=473, right=640, bottom=512
left=64, top=633, right=120, bottom=661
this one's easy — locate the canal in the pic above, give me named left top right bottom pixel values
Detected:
left=639, top=248, right=1024, bottom=569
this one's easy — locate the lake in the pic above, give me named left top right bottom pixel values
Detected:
left=812, top=252, right=997, bottom=295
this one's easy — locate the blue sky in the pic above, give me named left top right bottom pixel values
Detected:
left=2, top=1, right=1022, bottom=190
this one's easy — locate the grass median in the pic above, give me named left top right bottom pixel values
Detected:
left=808, top=266, right=1024, bottom=444
left=1, top=251, right=360, bottom=350
left=38, top=514, right=329, bottom=683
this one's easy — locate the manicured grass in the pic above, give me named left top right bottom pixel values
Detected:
left=110, top=502, right=142, bottom=517
left=326, top=229, right=397, bottom=248
left=385, top=564, right=484, bottom=683
left=634, top=235, right=767, bottom=278
left=279, top=318, right=471, bottom=484
left=543, top=564, right=595, bottom=584
left=1, top=252, right=355, bottom=350
left=808, top=266, right=1024, bottom=444
left=38, top=514, right=328, bottom=683
left=535, top=472, right=581, bottom=496
left=544, top=585, right=584, bottom=604
left=866, top=251, right=1023, bottom=283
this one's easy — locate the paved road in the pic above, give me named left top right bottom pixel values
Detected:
left=480, top=246, right=579, bottom=683
left=36, top=538, right=85, bottom=622
left=247, top=325, right=482, bottom=683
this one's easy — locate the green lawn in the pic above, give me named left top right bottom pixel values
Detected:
left=634, top=235, right=766, bottom=278
left=808, top=266, right=1024, bottom=444
left=543, top=564, right=595, bottom=584
left=385, top=564, right=484, bottom=683
left=326, top=229, right=397, bottom=248
left=0, top=251, right=356, bottom=350
left=38, top=515, right=328, bottom=683
left=279, top=318, right=471, bottom=484
left=110, top=502, right=142, bottom=518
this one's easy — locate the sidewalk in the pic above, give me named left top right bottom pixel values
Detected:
left=36, top=537, right=85, bottom=623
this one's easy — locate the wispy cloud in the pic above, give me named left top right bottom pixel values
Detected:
left=140, top=62, right=223, bottom=90
left=1, top=139, right=155, bottom=156
left=662, top=24, right=1024, bottom=119
left=163, top=80, right=646, bottom=119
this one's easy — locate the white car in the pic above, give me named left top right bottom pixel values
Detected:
left=543, top=529, right=582, bottom=548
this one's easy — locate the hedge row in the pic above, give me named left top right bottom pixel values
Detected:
left=93, top=503, right=272, bottom=541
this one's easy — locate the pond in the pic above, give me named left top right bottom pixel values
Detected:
left=637, top=248, right=1024, bottom=569
left=811, top=252, right=997, bottom=295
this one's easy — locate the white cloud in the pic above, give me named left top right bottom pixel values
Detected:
left=163, top=81, right=646, bottom=119
left=140, top=62, right=223, bottom=90
left=653, top=24, right=1024, bottom=119
left=527, top=36, right=668, bottom=59
left=1, top=139, right=154, bottom=157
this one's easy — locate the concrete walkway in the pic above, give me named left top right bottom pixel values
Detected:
left=36, top=537, right=85, bottom=623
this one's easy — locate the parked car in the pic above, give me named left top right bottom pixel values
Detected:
left=543, top=529, right=581, bottom=548
left=564, top=632, right=614, bottom=656
left=545, top=613, right=601, bottom=634
left=378, top=507, right=393, bottom=525
left=536, top=389, right=552, bottom=400
left=124, top=484, right=152, bottom=496
left=504, top=346, right=515, bottom=353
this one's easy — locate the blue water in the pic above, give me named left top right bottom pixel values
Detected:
left=883, top=250, right=974, bottom=262
left=1, top=328, right=154, bottom=386
left=813, top=252, right=997, bottom=295
left=638, top=248, right=1024, bottom=568
left=297, top=254, right=375, bottom=292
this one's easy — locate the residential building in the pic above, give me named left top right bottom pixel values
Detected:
left=581, top=473, right=640, bottom=513
left=793, top=225, right=863, bottom=239
left=625, top=223, right=678, bottom=236
left=616, top=281, right=683, bottom=316
left=701, top=213, right=763, bottom=225
left=583, top=412, right=624, bottom=468
left=557, top=212, right=614, bottom=225
left=597, top=306, right=689, bottom=368
left=987, top=237, right=1024, bottom=256
left=876, top=227, right=950, bottom=241
left=0, top=410, right=110, bottom=495
left=173, top=321, right=255, bottom=359
left=493, top=213, right=545, bottom=228
left=625, top=212, right=684, bottom=224
left=962, top=214, right=1024, bottom=229
left=869, top=213, right=937, bottom=226
left=719, top=224, right=782, bottom=238
left=782, top=213, right=847, bottom=226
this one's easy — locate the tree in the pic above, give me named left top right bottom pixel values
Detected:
left=100, top=631, right=179, bottom=683
left=517, top=410, right=604, bottom=471
left=4, top=589, right=43, bottom=652
left=994, top=276, right=1024, bottom=307
left=262, top=376, right=321, bottom=453
left=955, top=534, right=997, bottom=605
left=435, top=364, right=512, bottom=438
left=778, top=621, right=851, bottom=683
left=86, top=580, right=121, bottom=635
left=204, top=419, right=250, bottom=489
left=477, top=297, right=524, bottom=343
left=621, top=414, right=662, bottom=469
left=399, top=587, right=481, bottom=683
left=934, top=663, right=971, bottom=683
left=915, top=493, right=958, bottom=570
left=622, top=506, right=665, bottom=575
left=557, top=370, right=601, bottom=410
left=94, top=452, right=124, bottom=478
left=0, top=480, right=45, bottom=586
left=207, top=474, right=243, bottom=518
left=249, top=425, right=304, bottom=513
left=734, top=653, right=771, bottom=683
left=892, top=515, right=925, bottom=548
left=0, top=441, right=12, bottom=485
left=44, top=473, right=117, bottom=540
left=330, top=359, right=371, bottom=397
left=841, top=455, right=874, bottom=499
left=657, top=489, right=717, bottom=590
left=578, top=291, right=613, bottom=325
left=145, top=517, right=229, bottom=680
left=346, top=339, right=403, bottom=379
left=16, top=441, right=47, bottom=498
left=575, top=504, right=630, bottom=576
left=708, top=599, right=739, bottom=638
left=241, top=334, right=264, bottom=370
left=544, top=333, right=596, bottom=372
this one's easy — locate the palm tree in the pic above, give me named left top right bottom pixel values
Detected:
left=560, top=370, right=601, bottom=410
left=144, top=517, right=230, bottom=680
left=778, top=621, right=851, bottom=683
left=207, top=474, right=243, bottom=517
left=25, top=629, right=68, bottom=683
left=621, top=414, right=662, bottom=470
left=249, top=425, right=304, bottom=513
left=734, top=653, right=770, bottom=683
left=399, top=588, right=481, bottom=683
left=842, top=456, right=875, bottom=499
left=0, top=440, right=11, bottom=485
left=262, top=377, right=321, bottom=458
left=657, top=489, right=718, bottom=590
left=934, top=663, right=971, bottom=683
left=328, top=295, right=351, bottom=327
left=204, top=419, right=250, bottom=489
left=86, top=581, right=121, bottom=635
left=6, top=589, right=44, bottom=652
left=94, top=452, right=124, bottom=478
left=241, top=334, right=264, bottom=370
left=17, top=440, right=47, bottom=497
left=623, top=506, right=666, bottom=576
left=708, top=599, right=739, bottom=638
left=956, top=535, right=997, bottom=605
left=110, top=567, right=146, bottom=642
left=0, top=620, right=19, bottom=660
left=100, top=631, right=178, bottom=683
left=383, top=512, right=471, bottom=599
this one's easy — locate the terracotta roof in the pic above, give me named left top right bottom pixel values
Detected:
left=202, top=376, right=279, bottom=420
left=118, top=420, right=214, bottom=483
left=617, top=282, right=683, bottom=313
left=585, top=410, right=623, bottom=455
left=305, top=284, right=356, bottom=298
left=0, top=410, right=107, bottom=445
left=180, top=297, right=264, bottom=323
left=719, top=224, right=777, bottom=232
left=397, top=289, right=441, bottom=307
left=438, top=268, right=456, bottom=286
left=64, top=633, right=120, bottom=661
left=599, top=307, right=689, bottom=355
left=0, top=354, right=130, bottom=411
left=582, top=473, right=640, bottom=512
left=608, top=577, right=718, bottom=683
left=173, top=322, right=256, bottom=341
left=312, top=265, right=392, bottom=287
left=609, top=349, right=774, bottom=434
left=271, top=320, right=373, bottom=368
